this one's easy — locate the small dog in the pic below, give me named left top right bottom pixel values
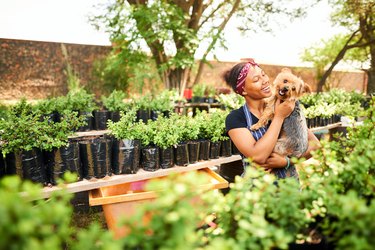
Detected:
left=250, top=68, right=312, bottom=158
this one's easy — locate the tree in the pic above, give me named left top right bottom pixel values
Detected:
left=91, top=0, right=314, bottom=95
left=302, top=0, right=375, bottom=93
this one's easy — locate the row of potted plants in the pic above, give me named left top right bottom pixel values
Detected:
left=300, top=88, right=368, bottom=127
left=0, top=106, right=235, bottom=185
left=190, top=84, right=218, bottom=103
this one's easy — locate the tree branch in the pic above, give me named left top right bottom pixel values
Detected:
left=317, top=29, right=363, bottom=92
left=192, top=0, right=241, bottom=86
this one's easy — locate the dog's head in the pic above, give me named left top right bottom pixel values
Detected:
left=273, top=68, right=312, bottom=101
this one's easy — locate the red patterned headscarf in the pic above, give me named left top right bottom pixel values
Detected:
left=235, top=58, right=259, bottom=95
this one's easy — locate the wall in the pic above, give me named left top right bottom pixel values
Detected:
left=198, top=61, right=367, bottom=93
left=0, top=38, right=111, bottom=101
left=0, top=38, right=367, bottom=102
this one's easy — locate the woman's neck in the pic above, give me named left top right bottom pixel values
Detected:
left=245, top=98, right=265, bottom=116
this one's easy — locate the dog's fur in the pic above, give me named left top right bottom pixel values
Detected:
left=250, top=68, right=312, bottom=158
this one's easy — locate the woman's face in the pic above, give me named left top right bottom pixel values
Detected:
left=243, top=66, right=271, bottom=99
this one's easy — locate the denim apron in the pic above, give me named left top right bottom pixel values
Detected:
left=242, top=104, right=299, bottom=180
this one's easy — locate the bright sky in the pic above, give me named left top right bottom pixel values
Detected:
left=0, top=0, right=344, bottom=67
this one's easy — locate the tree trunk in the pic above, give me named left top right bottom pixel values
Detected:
left=317, top=48, right=348, bottom=92
left=367, top=68, right=375, bottom=95
left=167, top=67, right=190, bottom=93
left=367, top=41, right=375, bottom=95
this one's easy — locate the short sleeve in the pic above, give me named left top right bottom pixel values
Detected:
left=225, top=108, right=247, bottom=133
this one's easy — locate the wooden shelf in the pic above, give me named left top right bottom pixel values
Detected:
left=41, top=154, right=242, bottom=198
left=69, top=130, right=110, bottom=139
left=310, top=122, right=342, bottom=133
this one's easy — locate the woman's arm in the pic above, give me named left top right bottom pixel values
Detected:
left=261, top=130, right=321, bottom=168
left=260, top=130, right=320, bottom=169
left=228, top=100, right=295, bottom=164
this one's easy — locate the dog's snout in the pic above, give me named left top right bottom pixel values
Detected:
left=282, top=86, right=289, bottom=92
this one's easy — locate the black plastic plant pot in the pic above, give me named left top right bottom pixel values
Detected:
left=316, top=117, right=321, bottom=127
left=191, top=96, right=204, bottom=103
left=137, top=109, right=150, bottom=123
left=311, top=117, right=317, bottom=128
left=231, top=140, right=241, bottom=155
left=188, top=141, right=200, bottom=164
left=209, top=141, right=221, bottom=159
left=78, top=111, right=94, bottom=132
left=79, top=137, right=113, bottom=179
left=110, top=111, right=121, bottom=123
left=141, top=146, right=160, bottom=172
left=334, top=114, right=341, bottom=123
left=44, top=140, right=82, bottom=185
left=174, top=143, right=189, bottom=166
left=205, top=97, right=215, bottom=104
left=5, top=149, right=46, bottom=185
left=328, top=116, right=333, bottom=125
left=94, top=110, right=110, bottom=130
left=150, top=110, right=159, bottom=121
left=112, top=138, right=140, bottom=174
left=163, top=110, right=171, bottom=118
left=220, top=139, right=232, bottom=157
left=40, top=112, right=59, bottom=123
left=159, top=147, right=174, bottom=169
left=199, top=139, right=210, bottom=161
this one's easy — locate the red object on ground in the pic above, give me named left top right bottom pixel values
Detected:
left=183, top=89, right=193, bottom=99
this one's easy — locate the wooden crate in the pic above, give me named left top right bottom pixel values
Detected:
left=89, top=167, right=228, bottom=238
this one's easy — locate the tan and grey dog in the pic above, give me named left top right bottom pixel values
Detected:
left=251, top=68, right=312, bottom=158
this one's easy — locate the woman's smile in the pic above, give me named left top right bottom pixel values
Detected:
left=261, top=85, right=271, bottom=93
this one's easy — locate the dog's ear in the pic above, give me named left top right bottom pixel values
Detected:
left=281, top=68, right=292, bottom=73
left=303, top=83, right=312, bottom=93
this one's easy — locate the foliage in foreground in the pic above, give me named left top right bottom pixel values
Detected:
left=1, top=99, right=374, bottom=249
left=0, top=174, right=121, bottom=250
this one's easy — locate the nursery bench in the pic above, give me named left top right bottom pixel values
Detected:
left=40, top=154, right=242, bottom=199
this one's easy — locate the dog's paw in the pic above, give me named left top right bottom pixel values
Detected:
left=250, top=123, right=262, bottom=131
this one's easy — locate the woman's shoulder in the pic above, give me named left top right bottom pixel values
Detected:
left=225, top=107, right=247, bottom=131
left=226, top=106, right=245, bottom=119
left=226, top=107, right=246, bottom=120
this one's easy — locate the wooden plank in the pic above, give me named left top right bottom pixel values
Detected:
left=41, top=155, right=241, bottom=198
left=88, top=168, right=229, bottom=206
left=69, top=130, right=110, bottom=139
left=310, top=122, right=342, bottom=133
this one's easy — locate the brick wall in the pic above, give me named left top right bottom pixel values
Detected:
left=198, top=61, right=367, bottom=93
left=0, top=38, right=111, bottom=100
left=0, top=38, right=367, bottom=101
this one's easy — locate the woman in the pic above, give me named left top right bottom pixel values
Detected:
left=224, top=59, right=320, bottom=179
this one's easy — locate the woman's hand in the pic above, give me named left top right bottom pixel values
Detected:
left=259, top=153, right=287, bottom=170
left=274, top=99, right=295, bottom=119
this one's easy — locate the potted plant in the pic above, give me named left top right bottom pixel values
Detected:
left=0, top=99, right=84, bottom=185
left=107, top=108, right=141, bottom=174
left=173, top=114, right=200, bottom=166
left=217, top=93, right=245, bottom=111
left=33, top=97, right=61, bottom=123
left=192, top=84, right=206, bottom=103
left=101, top=89, right=127, bottom=122
left=205, top=85, right=216, bottom=103
left=135, top=120, right=160, bottom=171
left=152, top=115, right=179, bottom=169
left=64, top=88, right=97, bottom=131
left=203, top=110, right=229, bottom=159
left=133, top=94, right=152, bottom=123
left=194, top=110, right=211, bottom=161
left=150, top=90, right=175, bottom=120
left=185, top=116, right=201, bottom=164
